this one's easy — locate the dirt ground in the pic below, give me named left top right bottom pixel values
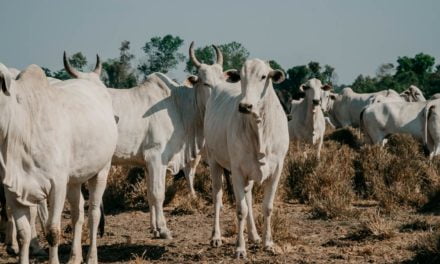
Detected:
left=0, top=199, right=435, bottom=263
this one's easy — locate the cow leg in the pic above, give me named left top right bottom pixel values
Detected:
left=66, top=183, right=84, bottom=264
left=146, top=157, right=171, bottom=239
left=317, top=136, right=323, bottom=161
left=210, top=161, right=224, bottom=247
left=143, top=168, right=157, bottom=235
left=86, top=163, right=110, bottom=264
left=29, top=205, right=46, bottom=257
left=47, top=183, right=67, bottom=264
left=231, top=171, right=248, bottom=259
left=6, top=194, right=31, bottom=264
left=5, top=207, right=19, bottom=256
left=245, top=180, right=260, bottom=244
left=37, top=199, right=48, bottom=236
left=183, top=154, right=201, bottom=197
left=262, top=163, right=283, bottom=252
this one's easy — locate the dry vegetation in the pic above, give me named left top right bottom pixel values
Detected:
left=2, top=128, right=440, bottom=263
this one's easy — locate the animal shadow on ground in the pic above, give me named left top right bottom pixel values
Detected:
left=419, top=190, right=440, bottom=215
left=52, top=243, right=166, bottom=263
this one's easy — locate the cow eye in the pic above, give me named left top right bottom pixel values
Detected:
left=261, top=75, right=266, bottom=80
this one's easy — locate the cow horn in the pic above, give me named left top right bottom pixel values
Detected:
left=94, top=54, right=102, bottom=75
left=189, top=41, right=201, bottom=68
left=63, top=51, right=79, bottom=78
left=212, top=45, right=223, bottom=66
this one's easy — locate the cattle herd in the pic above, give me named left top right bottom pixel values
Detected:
left=0, top=42, right=438, bottom=264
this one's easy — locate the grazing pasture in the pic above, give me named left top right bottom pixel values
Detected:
left=2, top=128, right=439, bottom=263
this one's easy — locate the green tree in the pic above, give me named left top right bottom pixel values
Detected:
left=103, top=41, right=138, bottom=88
left=322, top=65, right=337, bottom=84
left=395, top=53, right=435, bottom=90
left=185, top=41, right=250, bottom=74
left=376, top=63, right=394, bottom=78
left=138, top=34, right=185, bottom=78
left=268, top=60, right=284, bottom=72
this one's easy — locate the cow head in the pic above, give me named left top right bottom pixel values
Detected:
left=299, top=78, right=332, bottom=110
left=234, top=59, right=285, bottom=117
left=187, top=42, right=240, bottom=111
left=187, top=42, right=239, bottom=88
left=63, top=52, right=104, bottom=86
left=402, top=85, right=426, bottom=102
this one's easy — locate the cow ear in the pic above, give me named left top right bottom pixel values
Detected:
left=0, top=68, right=12, bottom=96
left=269, top=70, right=285, bottom=84
left=184, top=75, right=198, bottom=87
left=322, top=84, right=332, bottom=91
left=299, top=84, right=310, bottom=92
left=224, top=69, right=240, bottom=83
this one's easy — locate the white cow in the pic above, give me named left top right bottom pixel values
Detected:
left=327, top=87, right=401, bottom=128
left=400, top=85, right=426, bottom=102
left=109, top=74, right=209, bottom=240
left=188, top=43, right=262, bottom=248
left=204, top=59, right=289, bottom=258
left=430, top=93, right=440, bottom=100
left=65, top=43, right=224, bottom=240
left=0, top=53, right=117, bottom=264
left=288, top=78, right=331, bottom=159
left=0, top=67, right=49, bottom=258
left=361, top=99, right=440, bottom=159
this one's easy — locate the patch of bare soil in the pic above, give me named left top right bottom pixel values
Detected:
left=1, top=201, right=437, bottom=263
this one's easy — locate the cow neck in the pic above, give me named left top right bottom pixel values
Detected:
left=240, top=88, right=279, bottom=165
left=169, top=84, right=205, bottom=172
left=299, top=97, right=318, bottom=133
left=1, top=90, right=43, bottom=204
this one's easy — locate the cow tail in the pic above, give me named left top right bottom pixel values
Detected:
left=359, top=107, right=367, bottom=135
left=0, top=184, right=7, bottom=223
left=424, top=102, right=435, bottom=152
left=99, top=202, right=105, bottom=238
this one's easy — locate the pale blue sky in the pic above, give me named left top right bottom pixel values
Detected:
left=1, top=0, right=439, bottom=84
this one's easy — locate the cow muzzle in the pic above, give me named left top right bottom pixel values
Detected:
left=238, top=103, right=253, bottom=114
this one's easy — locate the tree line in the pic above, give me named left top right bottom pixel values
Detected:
left=43, top=34, right=440, bottom=98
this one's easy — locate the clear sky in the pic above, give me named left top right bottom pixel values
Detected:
left=1, top=0, right=439, bottom=84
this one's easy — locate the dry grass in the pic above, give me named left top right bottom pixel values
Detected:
left=103, top=166, right=148, bottom=213
left=411, top=230, right=440, bottom=263
left=103, top=129, right=440, bottom=222
left=359, top=134, right=440, bottom=213
left=284, top=138, right=356, bottom=219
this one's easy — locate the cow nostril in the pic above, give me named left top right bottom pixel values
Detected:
left=238, top=103, right=253, bottom=113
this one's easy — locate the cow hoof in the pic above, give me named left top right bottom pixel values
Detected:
left=159, top=230, right=172, bottom=239
left=211, top=238, right=222, bottom=247
left=235, top=249, right=247, bottom=259
left=264, top=245, right=276, bottom=255
left=249, top=233, right=261, bottom=244
left=6, top=245, right=19, bottom=256
left=153, top=230, right=161, bottom=238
